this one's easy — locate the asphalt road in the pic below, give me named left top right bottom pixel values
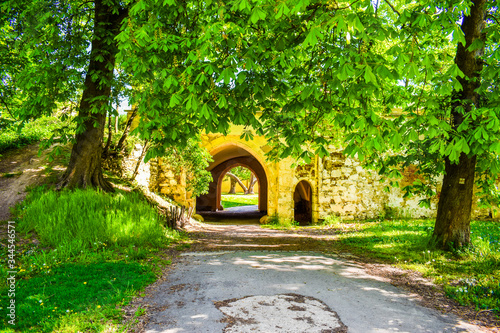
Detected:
left=143, top=251, right=486, bottom=333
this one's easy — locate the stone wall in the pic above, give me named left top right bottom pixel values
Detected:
left=317, top=149, right=438, bottom=220
left=149, top=158, right=192, bottom=208
left=148, top=137, right=494, bottom=222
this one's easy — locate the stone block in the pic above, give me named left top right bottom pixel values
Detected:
left=329, top=204, right=343, bottom=212
left=331, top=169, right=342, bottom=178
left=319, top=196, right=331, bottom=204
left=343, top=204, right=356, bottom=212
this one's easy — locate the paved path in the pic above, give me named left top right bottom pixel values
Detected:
left=143, top=251, right=486, bottom=333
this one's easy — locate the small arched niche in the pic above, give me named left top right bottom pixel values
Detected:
left=294, top=180, right=312, bottom=226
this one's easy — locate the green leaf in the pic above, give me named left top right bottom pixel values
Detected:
left=218, top=95, right=228, bottom=109
left=390, top=132, right=402, bottom=148
left=468, top=39, right=485, bottom=52
left=275, top=3, right=290, bottom=19
left=490, top=141, right=500, bottom=154
left=303, top=27, right=322, bottom=47
left=250, top=8, right=266, bottom=24
left=169, top=94, right=181, bottom=107
left=364, top=66, right=377, bottom=85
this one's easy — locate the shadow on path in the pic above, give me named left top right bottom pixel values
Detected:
left=198, top=205, right=264, bottom=225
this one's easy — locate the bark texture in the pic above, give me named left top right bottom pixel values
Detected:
left=58, top=0, right=127, bottom=191
left=432, top=0, right=485, bottom=249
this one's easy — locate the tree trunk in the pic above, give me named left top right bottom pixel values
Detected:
left=432, top=0, right=485, bottom=250
left=245, top=173, right=257, bottom=194
left=228, top=177, right=237, bottom=194
left=226, top=172, right=248, bottom=193
left=103, top=112, right=113, bottom=158
left=130, top=140, right=149, bottom=181
left=115, top=107, right=137, bottom=153
left=57, top=0, right=127, bottom=191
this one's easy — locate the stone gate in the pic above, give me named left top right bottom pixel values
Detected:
left=146, top=121, right=489, bottom=223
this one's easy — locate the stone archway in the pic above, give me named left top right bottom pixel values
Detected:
left=196, top=144, right=268, bottom=213
left=294, top=180, right=312, bottom=225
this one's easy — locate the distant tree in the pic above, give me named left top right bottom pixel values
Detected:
left=224, top=166, right=255, bottom=194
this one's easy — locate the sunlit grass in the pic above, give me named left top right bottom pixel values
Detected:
left=0, top=186, right=183, bottom=332
left=328, top=218, right=500, bottom=316
left=221, top=193, right=258, bottom=208
left=0, top=116, right=71, bottom=154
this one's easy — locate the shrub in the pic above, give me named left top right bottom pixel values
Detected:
left=0, top=116, right=70, bottom=153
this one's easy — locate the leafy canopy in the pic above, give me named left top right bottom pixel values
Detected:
left=3, top=0, right=500, bottom=204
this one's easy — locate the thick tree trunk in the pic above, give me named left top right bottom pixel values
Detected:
left=433, top=155, right=477, bottom=249
left=432, top=0, right=485, bottom=250
left=58, top=0, right=127, bottom=191
left=226, top=172, right=248, bottom=193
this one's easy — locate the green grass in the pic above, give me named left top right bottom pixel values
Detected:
left=0, top=186, right=184, bottom=332
left=221, top=193, right=258, bottom=209
left=17, top=187, right=170, bottom=249
left=0, top=116, right=70, bottom=154
left=328, top=218, right=500, bottom=316
left=261, top=214, right=298, bottom=229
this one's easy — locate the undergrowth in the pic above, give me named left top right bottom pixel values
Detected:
left=0, top=186, right=184, bottom=332
left=0, top=116, right=71, bottom=154
left=17, top=187, right=171, bottom=248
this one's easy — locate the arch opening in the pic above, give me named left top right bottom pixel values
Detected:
left=294, top=180, right=312, bottom=226
left=196, top=144, right=268, bottom=219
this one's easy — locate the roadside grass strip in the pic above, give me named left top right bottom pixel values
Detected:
left=331, top=218, right=500, bottom=316
left=0, top=262, right=155, bottom=332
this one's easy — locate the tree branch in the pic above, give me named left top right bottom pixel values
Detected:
left=383, top=0, right=400, bottom=16
left=0, top=93, right=17, bottom=120
left=226, top=172, right=248, bottom=193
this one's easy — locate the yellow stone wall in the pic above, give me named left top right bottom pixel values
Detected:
left=146, top=118, right=492, bottom=222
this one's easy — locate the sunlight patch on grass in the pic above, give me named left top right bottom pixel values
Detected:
left=221, top=193, right=258, bottom=208
left=326, top=217, right=500, bottom=315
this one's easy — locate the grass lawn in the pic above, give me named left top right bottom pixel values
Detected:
left=221, top=193, right=258, bottom=209
left=320, top=217, right=500, bottom=316
left=0, top=186, right=185, bottom=333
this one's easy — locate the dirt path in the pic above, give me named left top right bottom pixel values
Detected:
left=0, top=144, right=62, bottom=221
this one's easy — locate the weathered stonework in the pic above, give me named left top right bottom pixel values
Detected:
left=147, top=123, right=493, bottom=222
